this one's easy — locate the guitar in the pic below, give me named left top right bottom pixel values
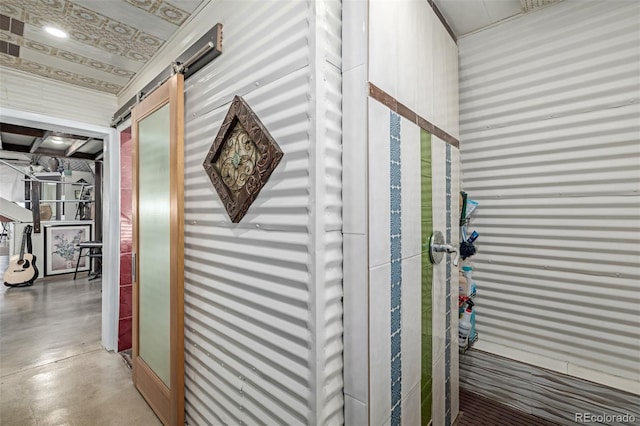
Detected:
left=4, top=225, right=39, bottom=287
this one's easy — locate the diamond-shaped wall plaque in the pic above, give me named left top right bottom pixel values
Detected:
left=203, top=96, right=283, bottom=223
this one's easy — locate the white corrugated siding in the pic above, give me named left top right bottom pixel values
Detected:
left=0, top=67, right=116, bottom=126
left=182, top=1, right=342, bottom=425
left=312, top=2, right=344, bottom=424
left=458, top=0, right=640, bottom=392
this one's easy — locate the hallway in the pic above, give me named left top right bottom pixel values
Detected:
left=0, top=266, right=160, bottom=425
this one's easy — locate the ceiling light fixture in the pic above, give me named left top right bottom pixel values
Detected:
left=44, top=26, right=68, bottom=38
left=50, top=137, right=65, bottom=145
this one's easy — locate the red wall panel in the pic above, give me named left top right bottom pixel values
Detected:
left=118, top=127, right=133, bottom=352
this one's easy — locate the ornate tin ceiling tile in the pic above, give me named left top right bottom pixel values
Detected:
left=203, top=96, right=283, bottom=223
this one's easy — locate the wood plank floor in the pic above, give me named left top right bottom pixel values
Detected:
left=458, top=388, right=561, bottom=426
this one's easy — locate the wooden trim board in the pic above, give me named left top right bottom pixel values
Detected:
left=368, top=83, right=460, bottom=148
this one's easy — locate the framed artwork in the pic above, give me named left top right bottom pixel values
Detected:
left=203, top=95, right=283, bottom=223
left=44, top=224, right=91, bottom=276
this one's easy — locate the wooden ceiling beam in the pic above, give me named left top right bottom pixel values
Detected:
left=69, top=152, right=95, bottom=160
left=1, top=142, right=29, bottom=153
left=0, top=123, right=102, bottom=143
left=34, top=148, right=95, bottom=160
left=0, top=123, right=45, bottom=138
left=2, top=143, right=94, bottom=160
left=65, top=137, right=92, bottom=157
left=30, top=130, right=52, bottom=153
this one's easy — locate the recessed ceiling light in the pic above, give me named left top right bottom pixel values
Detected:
left=44, top=26, right=68, bottom=38
left=50, top=137, right=65, bottom=145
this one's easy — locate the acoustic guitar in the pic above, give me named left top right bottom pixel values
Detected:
left=4, top=225, right=39, bottom=287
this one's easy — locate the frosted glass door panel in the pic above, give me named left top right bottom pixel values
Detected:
left=138, top=103, right=171, bottom=386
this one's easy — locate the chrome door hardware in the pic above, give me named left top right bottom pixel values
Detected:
left=132, top=253, right=137, bottom=282
left=429, top=231, right=459, bottom=266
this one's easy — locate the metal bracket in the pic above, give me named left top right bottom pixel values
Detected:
left=110, top=23, right=223, bottom=127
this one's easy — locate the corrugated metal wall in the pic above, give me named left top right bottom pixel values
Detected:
left=313, top=2, right=344, bottom=424
left=182, top=1, right=342, bottom=425
left=0, top=67, right=116, bottom=126
left=458, top=0, right=640, bottom=394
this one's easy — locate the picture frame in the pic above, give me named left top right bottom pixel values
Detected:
left=44, top=224, right=92, bottom=276
left=202, top=95, right=283, bottom=223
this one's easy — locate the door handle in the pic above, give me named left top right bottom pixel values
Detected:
left=428, top=231, right=459, bottom=267
left=132, top=252, right=136, bottom=283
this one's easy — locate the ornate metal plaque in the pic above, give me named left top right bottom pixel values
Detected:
left=203, top=96, right=283, bottom=222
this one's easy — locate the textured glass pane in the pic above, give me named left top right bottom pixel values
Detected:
left=138, top=104, right=171, bottom=387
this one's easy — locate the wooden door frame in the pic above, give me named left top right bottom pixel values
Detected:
left=131, top=73, right=185, bottom=426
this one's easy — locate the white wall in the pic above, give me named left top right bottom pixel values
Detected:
left=368, top=0, right=459, bottom=138
left=343, top=1, right=460, bottom=425
left=458, top=0, right=640, bottom=394
left=0, top=68, right=116, bottom=127
left=180, top=1, right=342, bottom=425
left=0, top=164, right=27, bottom=203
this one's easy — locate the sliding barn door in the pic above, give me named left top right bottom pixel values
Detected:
left=131, top=74, right=185, bottom=426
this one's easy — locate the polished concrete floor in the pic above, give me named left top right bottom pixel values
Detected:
left=0, top=253, right=160, bottom=426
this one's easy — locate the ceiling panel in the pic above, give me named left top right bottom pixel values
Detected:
left=483, top=0, right=523, bottom=22
left=71, top=0, right=186, bottom=39
left=0, top=0, right=207, bottom=95
left=1, top=133, right=35, bottom=147
left=40, top=136, right=76, bottom=151
left=168, top=0, right=205, bottom=14
left=23, top=24, right=141, bottom=72
left=77, top=138, right=102, bottom=155
left=434, top=0, right=562, bottom=37
left=20, top=47, right=129, bottom=85
left=434, top=0, right=493, bottom=37
left=520, top=0, right=561, bottom=12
